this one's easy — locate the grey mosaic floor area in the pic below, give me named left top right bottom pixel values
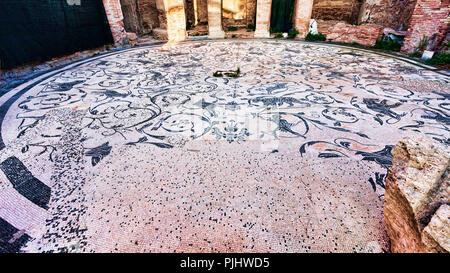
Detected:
left=0, top=40, right=448, bottom=252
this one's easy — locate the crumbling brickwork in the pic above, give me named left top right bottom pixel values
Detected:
left=401, top=0, right=449, bottom=53
left=312, top=0, right=363, bottom=24
left=358, top=0, right=418, bottom=30
left=326, top=22, right=383, bottom=46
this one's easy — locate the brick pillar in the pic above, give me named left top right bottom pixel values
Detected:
left=293, top=0, right=313, bottom=38
left=103, top=0, right=127, bottom=45
left=254, top=0, right=271, bottom=38
left=207, top=0, right=225, bottom=38
left=154, top=0, right=187, bottom=41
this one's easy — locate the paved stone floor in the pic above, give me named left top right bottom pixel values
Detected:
left=0, top=40, right=449, bottom=253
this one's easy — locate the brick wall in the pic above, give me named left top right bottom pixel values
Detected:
left=326, top=22, right=383, bottom=46
left=316, top=19, right=347, bottom=34
left=103, top=0, right=127, bottom=44
left=312, top=0, right=362, bottom=24
left=358, top=0, right=418, bottom=30
left=401, top=0, right=449, bottom=53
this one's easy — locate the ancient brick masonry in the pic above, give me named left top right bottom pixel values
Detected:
left=312, top=0, right=362, bottom=24
left=401, top=0, right=450, bottom=53
left=359, top=0, right=418, bottom=30
left=294, top=0, right=315, bottom=38
left=325, top=22, right=382, bottom=46
left=103, top=0, right=127, bottom=45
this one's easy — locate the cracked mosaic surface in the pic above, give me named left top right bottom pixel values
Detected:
left=0, top=40, right=448, bottom=252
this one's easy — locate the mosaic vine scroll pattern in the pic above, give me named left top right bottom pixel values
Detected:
left=1, top=40, right=449, bottom=192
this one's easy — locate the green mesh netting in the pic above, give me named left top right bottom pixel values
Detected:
left=270, top=0, right=295, bottom=33
left=0, top=0, right=114, bottom=69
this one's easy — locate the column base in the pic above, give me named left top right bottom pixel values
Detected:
left=254, top=29, right=270, bottom=38
left=208, top=26, right=225, bottom=39
left=208, top=31, right=225, bottom=39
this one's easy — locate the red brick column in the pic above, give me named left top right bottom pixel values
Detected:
left=401, top=0, right=450, bottom=53
left=102, top=0, right=127, bottom=45
left=293, top=0, right=314, bottom=38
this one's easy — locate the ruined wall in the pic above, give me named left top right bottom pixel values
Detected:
left=120, top=0, right=143, bottom=34
left=401, top=0, right=450, bottom=53
left=247, top=0, right=257, bottom=25
left=138, top=0, right=160, bottom=34
left=326, top=22, right=382, bottom=45
left=107, top=0, right=159, bottom=37
left=312, top=0, right=363, bottom=24
left=197, top=0, right=209, bottom=24
left=358, top=0, right=418, bottom=30
left=185, top=0, right=196, bottom=24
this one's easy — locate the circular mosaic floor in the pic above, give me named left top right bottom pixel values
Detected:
left=0, top=40, right=449, bottom=252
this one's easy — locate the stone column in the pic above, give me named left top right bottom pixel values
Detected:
left=207, top=0, right=225, bottom=38
left=154, top=0, right=187, bottom=41
left=293, top=0, right=313, bottom=38
left=166, top=0, right=187, bottom=41
left=254, top=0, right=271, bottom=38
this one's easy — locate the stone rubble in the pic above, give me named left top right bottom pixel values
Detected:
left=384, top=137, right=449, bottom=253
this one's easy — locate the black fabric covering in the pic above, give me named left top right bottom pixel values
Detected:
left=0, top=217, right=31, bottom=253
left=270, top=0, right=295, bottom=33
left=0, top=0, right=114, bottom=69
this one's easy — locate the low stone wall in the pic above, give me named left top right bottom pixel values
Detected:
left=325, top=22, right=382, bottom=46
left=315, top=19, right=345, bottom=35
left=384, top=137, right=449, bottom=253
